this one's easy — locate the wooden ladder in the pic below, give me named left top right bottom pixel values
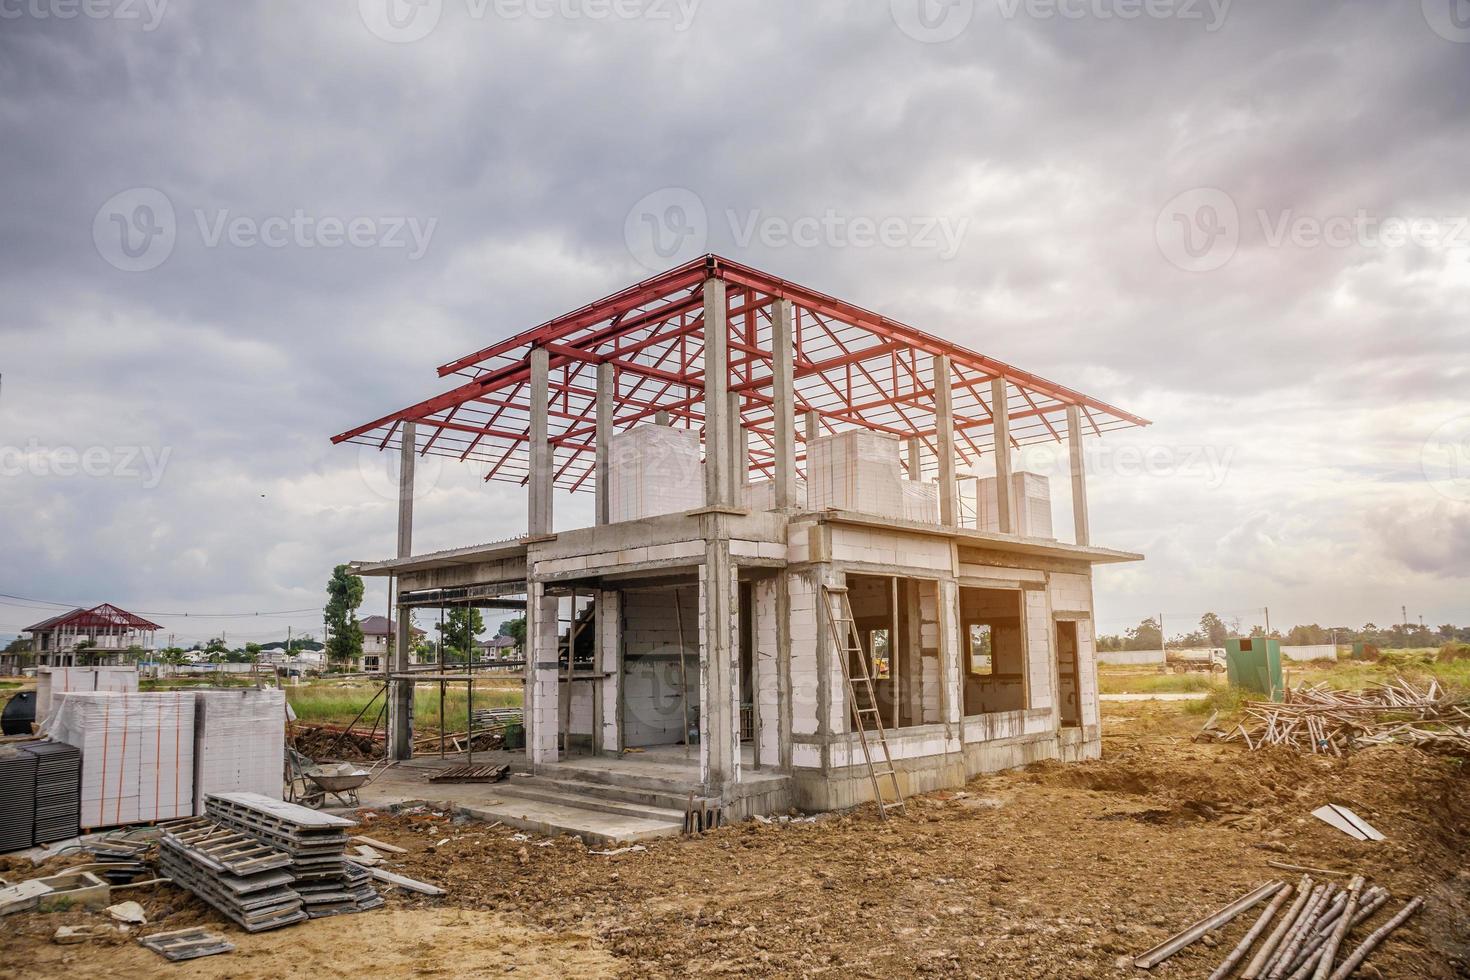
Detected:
left=822, top=585, right=906, bottom=819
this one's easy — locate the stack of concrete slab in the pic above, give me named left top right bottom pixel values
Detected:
left=900, top=479, right=939, bottom=523
left=23, top=741, right=81, bottom=844
left=742, top=478, right=807, bottom=511
left=193, top=689, right=286, bottom=814
left=807, top=430, right=904, bottom=518
left=35, top=666, right=138, bottom=724
left=976, top=472, right=1054, bottom=538
left=608, top=424, right=705, bottom=521
left=157, top=817, right=306, bottom=932
left=0, top=744, right=37, bottom=852
left=47, top=691, right=196, bottom=829
left=205, top=792, right=381, bottom=918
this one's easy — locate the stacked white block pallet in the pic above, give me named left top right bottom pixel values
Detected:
left=975, top=472, right=1054, bottom=538
left=35, top=666, right=139, bottom=723
left=807, top=430, right=904, bottom=519
left=608, top=425, right=704, bottom=522
left=900, top=480, right=939, bottom=523
left=742, top=478, right=807, bottom=511
left=193, top=689, right=287, bottom=814
left=47, top=691, right=196, bottom=829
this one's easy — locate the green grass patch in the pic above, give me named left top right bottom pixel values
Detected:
left=1183, top=686, right=1247, bottom=717
left=0, top=681, right=19, bottom=690
left=1096, top=670, right=1225, bottom=695
left=285, top=680, right=522, bottom=733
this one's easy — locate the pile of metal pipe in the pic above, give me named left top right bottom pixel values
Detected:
left=1136, top=873, right=1424, bottom=979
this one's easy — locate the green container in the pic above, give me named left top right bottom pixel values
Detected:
left=1226, top=637, right=1283, bottom=701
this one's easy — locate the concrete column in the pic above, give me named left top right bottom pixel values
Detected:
left=804, top=410, right=820, bottom=443
left=703, top=278, right=732, bottom=508
left=771, top=299, right=798, bottom=510
left=991, top=377, right=1013, bottom=534
left=529, top=346, right=553, bottom=536
left=728, top=391, right=745, bottom=493
left=526, top=581, right=560, bottom=767
left=1066, top=404, right=1090, bottom=547
left=700, top=531, right=740, bottom=795
left=905, top=437, right=922, bottom=482
left=595, top=361, right=614, bottom=526
left=389, top=421, right=416, bottom=762
left=595, top=589, right=621, bottom=754
left=933, top=355, right=957, bottom=526
left=654, top=410, right=670, bottom=426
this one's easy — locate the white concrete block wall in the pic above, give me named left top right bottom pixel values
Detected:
left=939, top=579, right=962, bottom=726
left=753, top=578, right=781, bottom=766
left=788, top=573, right=821, bottom=737
left=1024, top=590, right=1054, bottom=710
left=596, top=589, right=621, bottom=752
left=918, top=580, right=942, bottom=724
left=1078, top=621, right=1099, bottom=729
left=527, top=583, right=560, bottom=765
left=1282, top=644, right=1338, bottom=662
left=620, top=587, right=696, bottom=748
left=830, top=527, right=951, bottom=571
left=607, top=425, right=704, bottom=522
left=823, top=575, right=847, bottom=737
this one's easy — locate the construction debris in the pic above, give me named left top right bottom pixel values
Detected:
left=344, top=861, right=445, bottom=896
left=1144, top=872, right=1422, bottom=980
left=156, top=818, right=306, bottom=932
left=1205, top=678, right=1470, bottom=755
left=1311, top=804, right=1385, bottom=842
left=140, top=926, right=236, bottom=962
left=206, top=792, right=382, bottom=918
left=105, top=899, right=147, bottom=924
left=428, top=763, right=508, bottom=783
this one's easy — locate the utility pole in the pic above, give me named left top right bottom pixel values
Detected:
left=1264, top=606, right=1271, bottom=635
left=1159, top=612, right=1166, bottom=664
left=1402, top=605, right=1408, bottom=629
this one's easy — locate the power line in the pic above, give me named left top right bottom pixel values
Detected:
left=0, top=591, right=320, bottom=619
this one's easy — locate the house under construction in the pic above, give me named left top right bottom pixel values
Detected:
left=333, top=255, right=1147, bottom=818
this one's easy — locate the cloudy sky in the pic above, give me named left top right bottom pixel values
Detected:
left=1, top=0, right=1467, bottom=647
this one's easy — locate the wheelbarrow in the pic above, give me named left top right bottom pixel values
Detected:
left=286, top=748, right=388, bottom=809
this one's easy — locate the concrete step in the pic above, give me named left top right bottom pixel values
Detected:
left=492, top=781, right=687, bottom=825
left=535, top=761, right=702, bottom=797
left=517, top=775, right=696, bottom=812
left=457, top=798, right=681, bottom=847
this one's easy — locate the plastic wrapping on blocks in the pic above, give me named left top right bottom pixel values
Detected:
left=193, top=689, right=287, bottom=815
left=607, top=424, right=704, bottom=522
left=48, top=691, right=196, bottom=829
left=742, top=478, right=806, bottom=511
left=35, top=666, right=139, bottom=724
left=807, top=430, right=904, bottom=518
left=900, top=479, right=939, bottom=523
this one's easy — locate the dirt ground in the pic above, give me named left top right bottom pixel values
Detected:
left=4, top=703, right=1468, bottom=978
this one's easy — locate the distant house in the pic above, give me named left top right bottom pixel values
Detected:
left=474, top=634, right=521, bottom=663
left=19, top=604, right=163, bottom=669
left=358, top=615, right=425, bottom=672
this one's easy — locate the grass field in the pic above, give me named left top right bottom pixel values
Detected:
left=285, top=679, right=523, bottom=733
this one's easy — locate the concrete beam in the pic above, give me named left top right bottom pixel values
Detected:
left=772, top=299, right=798, bottom=509
left=1066, top=403, right=1090, bottom=547
left=389, top=421, right=415, bottom=762
left=703, top=278, right=732, bottom=508
left=933, top=355, right=957, bottom=525
left=595, top=361, right=614, bottom=526
left=991, top=377, right=1012, bottom=534
left=529, top=346, right=553, bottom=536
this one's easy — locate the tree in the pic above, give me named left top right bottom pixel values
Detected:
left=437, top=607, right=485, bottom=663
left=244, top=642, right=262, bottom=664
left=204, top=637, right=228, bottom=663
left=324, top=564, right=365, bottom=670
left=498, top=616, right=527, bottom=651
left=1198, top=612, right=1229, bottom=647
left=159, top=647, right=188, bottom=667
left=1124, top=618, right=1162, bottom=651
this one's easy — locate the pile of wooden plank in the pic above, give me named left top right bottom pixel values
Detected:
left=204, top=792, right=382, bottom=917
left=156, top=818, right=306, bottom=933
left=1204, top=678, right=1470, bottom=756
left=1137, top=874, right=1423, bottom=979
